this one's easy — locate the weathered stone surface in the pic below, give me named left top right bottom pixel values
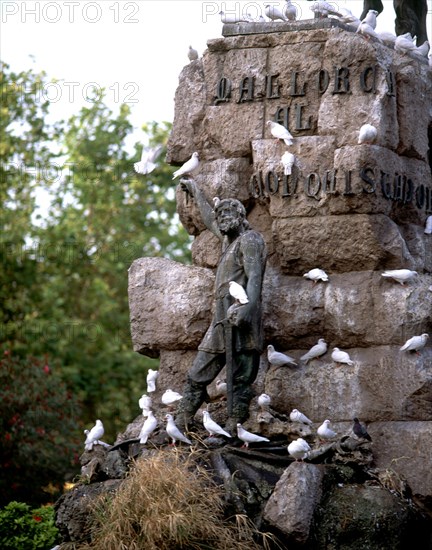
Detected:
left=263, top=462, right=324, bottom=544
left=128, top=257, right=214, bottom=356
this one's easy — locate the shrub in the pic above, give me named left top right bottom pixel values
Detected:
left=0, top=501, right=59, bottom=549
left=78, top=448, right=275, bottom=550
left=0, top=351, right=82, bottom=506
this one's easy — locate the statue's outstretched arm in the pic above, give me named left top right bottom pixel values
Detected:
left=180, top=178, right=222, bottom=239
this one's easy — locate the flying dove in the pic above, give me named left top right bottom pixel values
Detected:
left=288, top=437, right=311, bottom=461
left=228, top=281, right=249, bottom=304
left=381, top=269, right=418, bottom=285
left=267, top=120, right=293, bottom=146
left=84, top=419, right=104, bottom=451
left=290, top=408, right=313, bottom=425
left=134, top=144, right=163, bottom=175
left=139, top=411, right=158, bottom=444
left=331, top=348, right=354, bottom=366
left=236, top=423, right=270, bottom=448
left=317, top=419, right=337, bottom=442
left=267, top=344, right=297, bottom=367
left=358, top=123, right=377, bottom=144
left=352, top=417, right=372, bottom=441
left=281, top=151, right=295, bottom=175
left=165, top=414, right=192, bottom=446
left=300, top=339, right=328, bottom=364
left=400, top=334, right=429, bottom=354
left=303, top=268, right=329, bottom=283
left=146, top=369, right=159, bottom=393
left=172, top=152, right=200, bottom=180
left=202, top=410, right=232, bottom=438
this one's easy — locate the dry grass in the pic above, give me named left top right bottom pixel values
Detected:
left=77, top=447, right=274, bottom=550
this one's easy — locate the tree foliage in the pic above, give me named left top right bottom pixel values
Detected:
left=1, top=60, right=192, bottom=498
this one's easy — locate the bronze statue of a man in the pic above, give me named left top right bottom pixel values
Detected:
left=176, top=178, right=267, bottom=433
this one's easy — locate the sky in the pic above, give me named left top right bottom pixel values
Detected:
left=2, top=0, right=431, bottom=144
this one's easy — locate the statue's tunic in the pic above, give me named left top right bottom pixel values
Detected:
left=198, top=229, right=266, bottom=354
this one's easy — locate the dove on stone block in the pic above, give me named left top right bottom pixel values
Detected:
left=267, top=120, right=293, bottom=146
left=400, top=334, right=429, bottom=354
left=412, top=40, right=430, bottom=59
left=165, top=414, right=192, bottom=446
left=358, top=123, right=377, bottom=144
left=257, top=393, right=271, bottom=411
left=134, top=144, right=163, bottom=175
left=188, top=45, right=198, bottom=61
left=309, top=1, right=342, bottom=18
left=357, top=20, right=382, bottom=42
left=138, top=394, right=152, bottom=417
left=172, top=152, right=200, bottom=180
left=334, top=7, right=361, bottom=29
left=267, top=344, right=297, bottom=366
left=146, top=369, right=159, bottom=393
left=352, top=417, right=372, bottom=441
left=377, top=31, right=397, bottom=46
left=219, top=10, right=251, bottom=23
left=281, top=151, right=295, bottom=175
left=236, top=423, right=270, bottom=448
left=228, top=281, right=249, bottom=304
left=161, top=389, right=183, bottom=409
left=361, top=8, right=379, bottom=29
left=290, top=408, right=313, bottom=425
left=283, top=0, right=297, bottom=21
left=202, top=410, right=232, bottom=438
left=303, top=268, right=328, bottom=283
left=317, top=419, right=337, bottom=442
left=331, top=347, right=354, bottom=365
left=265, top=4, right=288, bottom=21
left=139, top=411, right=158, bottom=444
left=394, top=33, right=416, bottom=54
left=381, top=269, right=418, bottom=285
left=288, top=437, right=311, bottom=461
left=84, top=419, right=104, bottom=451
left=300, top=339, right=327, bottom=364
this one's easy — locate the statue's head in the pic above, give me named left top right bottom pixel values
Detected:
left=214, top=199, right=248, bottom=234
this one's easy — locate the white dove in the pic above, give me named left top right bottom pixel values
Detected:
left=377, top=31, right=397, bottom=46
left=317, top=419, right=337, bottom=442
left=213, top=197, right=221, bottom=208
left=267, top=344, right=297, bottom=366
left=358, top=124, right=377, bottom=144
left=264, top=4, right=288, bottom=21
left=361, top=9, right=379, bottom=29
left=303, top=268, right=329, bottom=283
left=146, top=369, right=159, bottom=393
left=165, top=414, right=192, bottom=446
left=236, top=423, right=270, bottom=448
left=202, top=410, right=232, bottom=438
left=357, top=20, right=382, bottom=42
left=281, top=151, right=295, bottom=175
left=172, top=152, right=200, bottom=180
left=424, top=216, right=432, bottom=234
left=335, top=7, right=361, bottom=29
left=267, top=120, right=293, bottom=146
left=331, top=348, right=354, bottom=365
left=300, top=339, right=327, bottom=364
left=429, top=54, right=432, bottom=69
left=381, top=269, right=418, bottom=285
left=161, top=389, right=183, bottom=408
left=290, top=408, right=313, bottom=425
left=412, top=40, right=430, bottom=59
left=228, top=281, right=249, bottom=304
left=219, top=10, right=251, bottom=23
left=139, top=411, right=158, bottom=444
left=257, top=393, right=271, bottom=411
left=283, top=0, right=297, bottom=21
left=288, top=437, right=311, bottom=461
left=394, top=33, right=416, bottom=54
left=138, top=394, right=152, bottom=417
left=309, top=1, right=342, bottom=18
left=400, top=334, right=429, bottom=354
left=84, top=419, right=104, bottom=451
left=134, top=144, right=163, bottom=175
left=188, top=45, right=198, bottom=61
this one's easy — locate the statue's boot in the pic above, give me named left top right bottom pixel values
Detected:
left=175, top=379, right=208, bottom=432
